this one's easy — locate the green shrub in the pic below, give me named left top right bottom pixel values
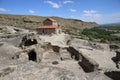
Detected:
left=81, top=27, right=120, bottom=41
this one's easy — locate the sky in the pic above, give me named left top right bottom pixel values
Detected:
left=0, top=0, right=120, bottom=24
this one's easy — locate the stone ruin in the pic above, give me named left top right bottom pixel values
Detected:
left=67, top=46, right=99, bottom=72
left=13, top=34, right=100, bottom=73
left=10, top=33, right=72, bottom=64
left=7, top=33, right=98, bottom=73
left=0, top=32, right=120, bottom=80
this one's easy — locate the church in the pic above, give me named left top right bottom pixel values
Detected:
left=36, top=18, right=61, bottom=35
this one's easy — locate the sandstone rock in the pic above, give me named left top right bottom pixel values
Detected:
left=0, top=42, right=22, bottom=59
left=59, top=48, right=72, bottom=60
left=70, top=38, right=110, bottom=51
left=93, top=73, right=112, bottom=80
left=0, top=24, right=119, bottom=80
left=0, top=24, right=29, bottom=34
left=39, top=33, right=70, bottom=47
left=88, top=42, right=110, bottom=51
left=67, top=46, right=99, bottom=72
left=79, top=54, right=99, bottom=72
left=69, top=38, right=116, bottom=69
left=0, top=61, right=80, bottom=80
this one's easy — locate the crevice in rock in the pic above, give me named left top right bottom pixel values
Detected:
left=114, top=50, right=120, bottom=69
left=67, top=47, right=99, bottom=73
left=52, top=46, right=60, bottom=53
left=109, top=45, right=119, bottom=50
left=67, top=47, right=82, bottom=61
left=52, top=61, right=59, bottom=65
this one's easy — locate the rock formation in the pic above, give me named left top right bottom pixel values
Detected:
left=0, top=24, right=120, bottom=80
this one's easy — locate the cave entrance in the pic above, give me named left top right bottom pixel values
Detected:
left=28, top=50, right=37, bottom=62
left=25, top=39, right=37, bottom=46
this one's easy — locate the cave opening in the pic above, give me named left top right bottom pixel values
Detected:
left=25, top=39, right=37, bottom=46
left=28, top=50, right=37, bottom=62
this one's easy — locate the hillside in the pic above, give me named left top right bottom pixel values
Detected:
left=0, top=14, right=98, bottom=35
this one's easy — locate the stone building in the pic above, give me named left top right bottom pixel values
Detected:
left=36, top=18, right=61, bottom=35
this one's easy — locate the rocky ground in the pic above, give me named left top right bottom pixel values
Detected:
left=0, top=25, right=120, bottom=80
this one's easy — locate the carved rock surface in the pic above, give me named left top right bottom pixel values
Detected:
left=0, top=61, right=80, bottom=80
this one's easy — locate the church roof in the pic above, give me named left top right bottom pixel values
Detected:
left=37, top=25, right=59, bottom=29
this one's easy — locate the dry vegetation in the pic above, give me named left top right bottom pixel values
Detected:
left=0, top=14, right=98, bottom=34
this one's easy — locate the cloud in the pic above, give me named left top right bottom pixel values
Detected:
left=0, top=8, right=10, bottom=12
left=45, top=1, right=60, bottom=8
left=83, top=10, right=101, bottom=17
left=28, top=10, right=35, bottom=14
left=63, top=0, right=73, bottom=4
left=80, top=10, right=102, bottom=24
left=82, top=10, right=120, bottom=24
left=69, top=8, right=76, bottom=12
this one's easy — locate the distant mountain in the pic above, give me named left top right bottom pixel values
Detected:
left=0, top=14, right=98, bottom=35
left=101, top=22, right=120, bottom=26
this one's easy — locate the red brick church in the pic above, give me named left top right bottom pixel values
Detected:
left=36, top=18, right=61, bottom=35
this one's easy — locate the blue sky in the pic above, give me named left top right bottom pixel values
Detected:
left=0, top=0, right=120, bottom=24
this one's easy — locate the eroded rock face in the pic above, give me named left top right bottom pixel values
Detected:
left=69, top=38, right=117, bottom=69
left=67, top=47, right=82, bottom=61
left=60, top=48, right=72, bottom=60
left=78, top=55, right=99, bottom=72
left=110, top=45, right=119, bottom=50
left=68, top=46, right=99, bottom=72
left=0, top=62, right=80, bottom=80
left=88, top=42, right=110, bottom=51
left=0, top=42, right=22, bottom=60
left=0, top=24, right=29, bottom=34
left=0, top=67, right=15, bottom=77
left=0, top=29, right=119, bottom=80
left=70, top=38, right=110, bottom=51
left=19, top=33, right=40, bottom=48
